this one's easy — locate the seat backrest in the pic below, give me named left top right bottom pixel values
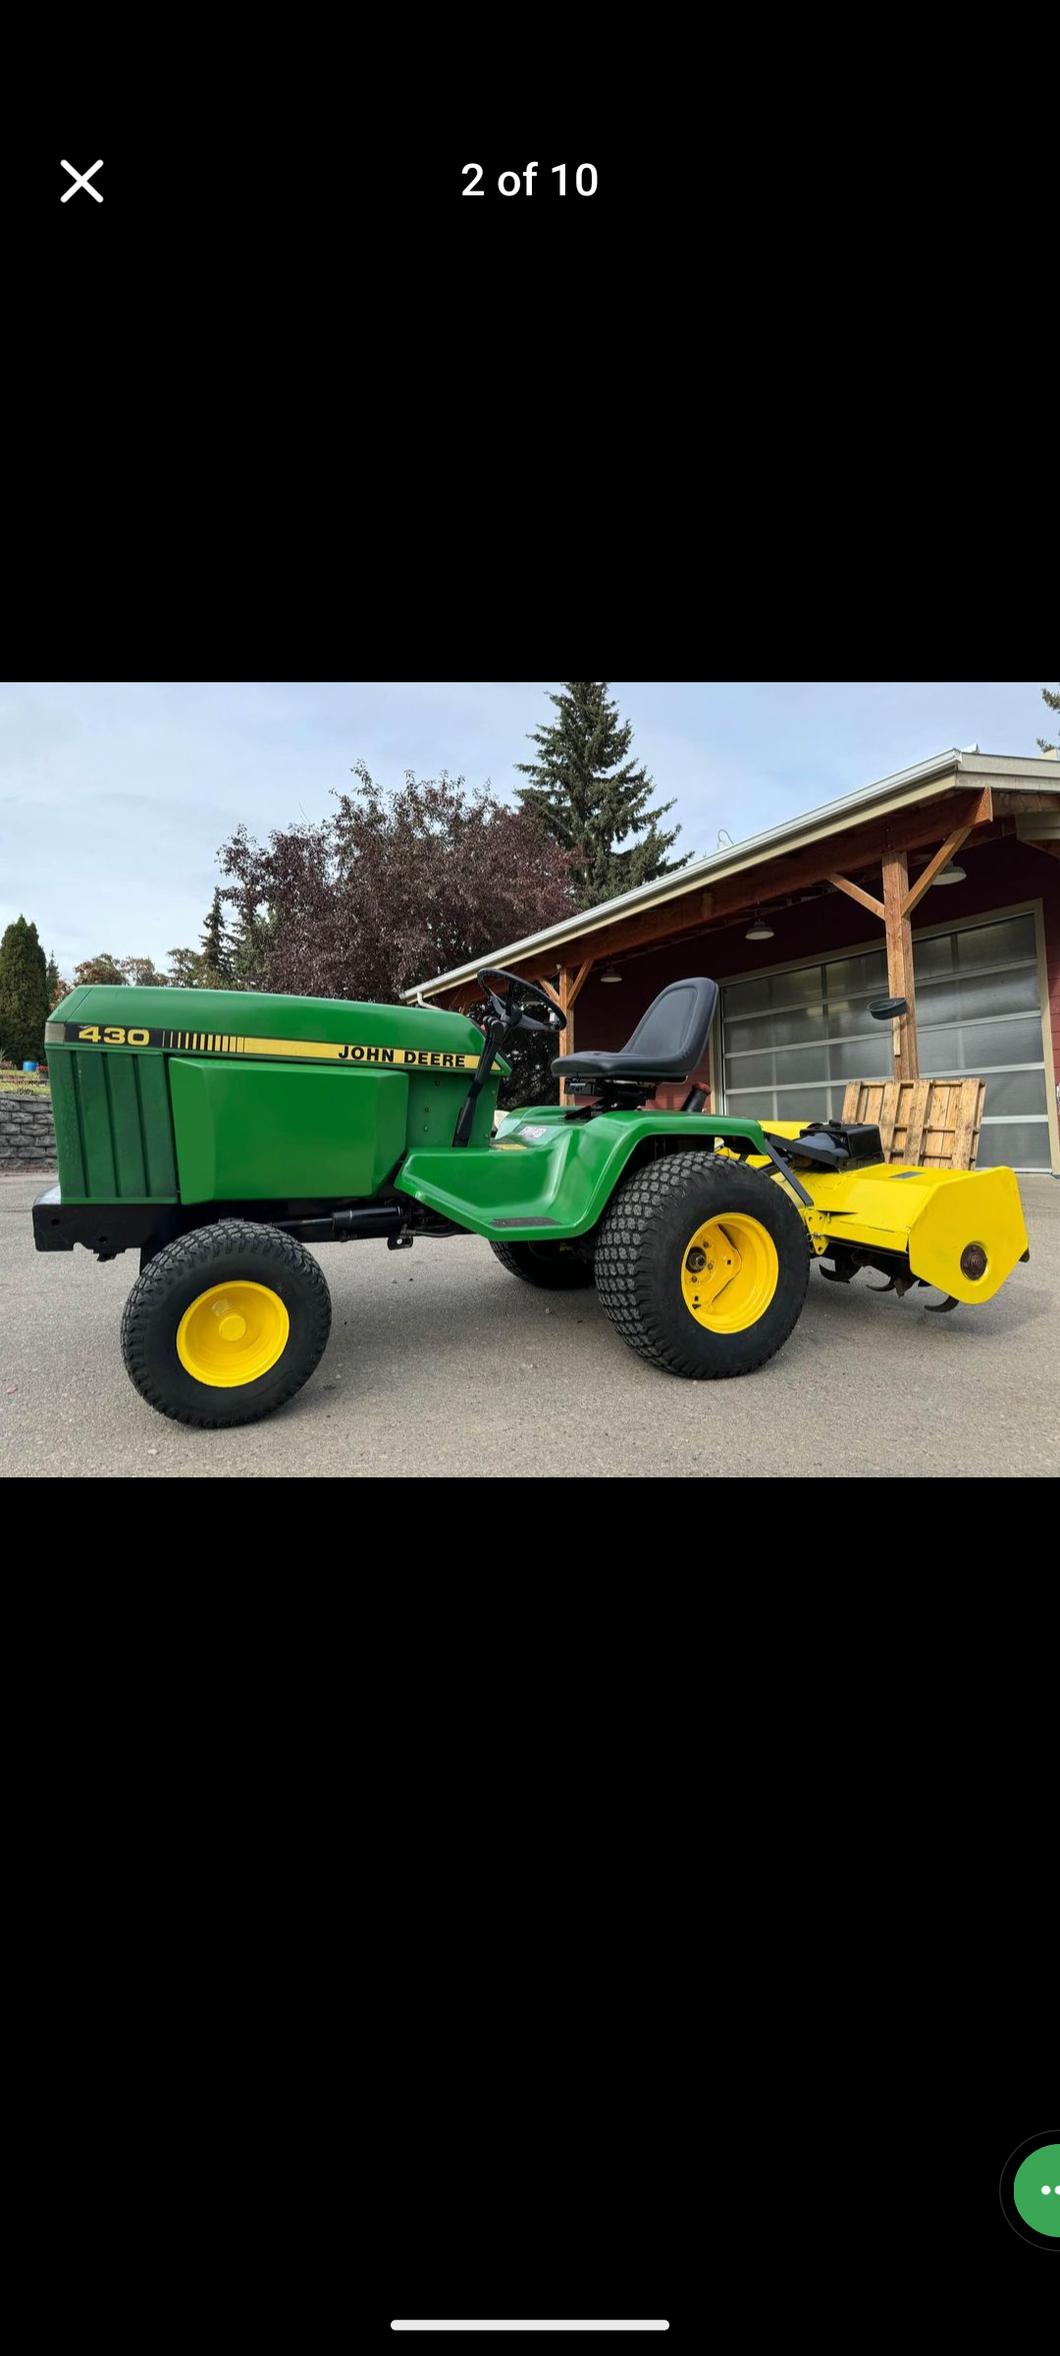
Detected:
left=623, top=977, right=719, bottom=1074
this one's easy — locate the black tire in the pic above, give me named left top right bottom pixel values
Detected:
left=120, top=1220, right=332, bottom=1428
left=594, top=1151, right=809, bottom=1378
left=488, top=1238, right=595, bottom=1289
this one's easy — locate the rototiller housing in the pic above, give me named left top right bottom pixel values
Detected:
left=34, top=971, right=1030, bottom=1426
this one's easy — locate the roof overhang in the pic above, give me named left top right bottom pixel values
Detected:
left=401, top=748, right=1060, bottom=1001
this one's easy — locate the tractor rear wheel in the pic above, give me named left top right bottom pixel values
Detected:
left=120, top=1220, right=332, bottom=1427
left=594, top=1151, right=809, bottom=1378
left=488, top=1238, right=595, bottom=1288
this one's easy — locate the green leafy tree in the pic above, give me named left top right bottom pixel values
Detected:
left=165, top=945, right=241, bottom=991
left=167, top=946, right=208, bottom=988
left=0, top=916, right=50, bottom=1066
left=120, top=957, right=169, bottom=988
left=73, top=954, right=126, bottom=987
left=1037, top=681, right=1059, bottom=753
left=516, top=681, right=687, bottom=906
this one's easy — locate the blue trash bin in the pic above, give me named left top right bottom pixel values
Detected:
left=22, top=1061, right=38, bottom=1074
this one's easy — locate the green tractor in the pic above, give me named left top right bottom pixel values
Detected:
left=34, top=969, right=1029, bottom=1427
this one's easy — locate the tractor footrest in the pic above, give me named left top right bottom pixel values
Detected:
left=491, top=1216, right=560, bottom=1228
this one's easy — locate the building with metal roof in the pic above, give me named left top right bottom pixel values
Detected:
left=403, top=748, right=1060, bottom=1171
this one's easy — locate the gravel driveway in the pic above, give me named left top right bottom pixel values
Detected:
left=2, top=1172, right=1057, bottom=1477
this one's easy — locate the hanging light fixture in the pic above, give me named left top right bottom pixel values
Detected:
left=745, top=911, right=774, bottom=941
left=599, top=963, right=622, bottom=983
left=930, top=859, right=966, bottom=886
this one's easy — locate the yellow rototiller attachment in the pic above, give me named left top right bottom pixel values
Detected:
left=742, top=1121, right=1029, bottom=1311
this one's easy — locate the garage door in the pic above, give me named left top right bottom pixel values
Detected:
left=720, top=911, right=1051, bottom=1169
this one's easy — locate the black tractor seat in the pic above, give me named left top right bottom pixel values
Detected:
left=552, top=976, right=719, bottom=1106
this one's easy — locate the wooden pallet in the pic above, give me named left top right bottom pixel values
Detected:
left=841, top=1077, right=985, bottom=1169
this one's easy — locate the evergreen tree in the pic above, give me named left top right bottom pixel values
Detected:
left=45, top=956, right=62, bottom=1005
left=199, top=888, right=232, bottom=978
left=515, top=681, right=687, bottom=906
left=227, top=902, right=274, bottom=987
left=1037, top=681, right=1059, bottom=754
left=0, top=916, right=50, bottom=1066
left=164, top=892, right=236, bottom=992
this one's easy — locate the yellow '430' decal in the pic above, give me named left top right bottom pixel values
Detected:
left=58, top=1022, right=493, bottom=1071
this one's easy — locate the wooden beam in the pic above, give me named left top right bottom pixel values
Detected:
left=882, top=847, right=919, bottom=1080
left=827, top=872, right=885, bottom=920
left=567, top=957, right=594, bottom=1007
left=699, top=787, right=993, bottom=925
left=1020, top=836, right=1060, bottom=860
left=576, top=787, right=995, bottom=963
left=429, top=785, right=1001, bottom=999
left=901, top=823, right=973, bottom=919
left=562, top=888, right=717, bottom=968
left=992, top=788, right=1059, bottom=812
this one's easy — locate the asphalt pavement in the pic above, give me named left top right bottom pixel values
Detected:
left=1, top=1172, right=1057, bottom=1478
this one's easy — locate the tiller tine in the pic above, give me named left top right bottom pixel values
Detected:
left=925, top=1292, right=960, bottom=1313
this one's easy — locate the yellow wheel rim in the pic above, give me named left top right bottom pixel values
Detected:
left=680, top=1213, right=779, bottom=1333
left=176, top=1281, right=290, bottom=1388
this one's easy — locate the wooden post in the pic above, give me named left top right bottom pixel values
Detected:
left=553, top=960, right=593, bottom=1104
left=881, top=846, right=919, bottom=1080
left=556, top=969, right=573, bottom=1104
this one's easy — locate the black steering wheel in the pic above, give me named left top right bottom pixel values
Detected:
left=477, top=967, right=566, bottom=1034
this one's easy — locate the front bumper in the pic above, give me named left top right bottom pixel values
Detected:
left=32, top=1185, right=71, bottom=1250
left=32, top=1186, right=157, bottom=1258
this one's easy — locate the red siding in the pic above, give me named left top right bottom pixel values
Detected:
left=570, top=834, right=1060, bottom=1137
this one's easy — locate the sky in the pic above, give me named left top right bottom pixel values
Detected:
left=0, top=680, right=1051, bottom=978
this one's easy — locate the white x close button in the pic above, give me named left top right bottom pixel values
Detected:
left=61, top=160, right=103, bottom=203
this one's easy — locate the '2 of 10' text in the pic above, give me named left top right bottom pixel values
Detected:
left=462, top=163, right=597, bottom=196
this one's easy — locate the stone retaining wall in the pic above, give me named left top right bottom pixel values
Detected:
left=0, top=1093, right=57, bottom=1170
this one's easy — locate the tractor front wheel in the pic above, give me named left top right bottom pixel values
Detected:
left=120, top=1220, right=332, bottom=1427
left=594, top=1151, right=809, bottom=1378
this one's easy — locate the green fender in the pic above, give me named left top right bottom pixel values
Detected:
left=395, top=1104, right=771, bottom=1243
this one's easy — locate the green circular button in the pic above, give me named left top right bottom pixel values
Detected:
left=1014, top=2144, right=1060, bottom=2237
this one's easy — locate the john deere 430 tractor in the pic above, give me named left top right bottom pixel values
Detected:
left=33, top=970, right=1030, bottom=1426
